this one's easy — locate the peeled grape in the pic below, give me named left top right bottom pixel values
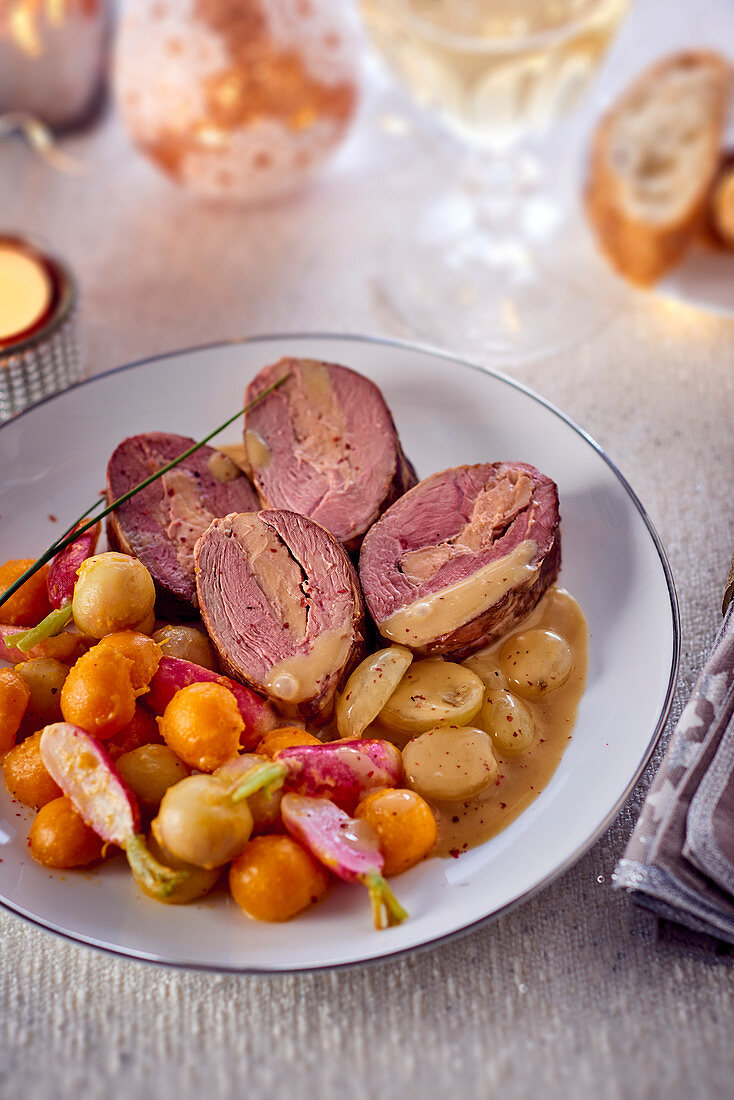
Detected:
left=461, top=651, right=507, bottom=692
left=16, top=657, right=69, bottom=728
left=116, top=744, right=190, bottom=809
left=479, top=690, right=535, bottom=756
left=380, top=659, right=484, bottom=735
left=336, top=645, right=413, bottom=740
left=152, top=625, right=219, bottom=671
left=402, top=726, right=498, bottom=802
left=500, top=629, right=573, bottom=699
left=142, top=833, right=220, bottom=905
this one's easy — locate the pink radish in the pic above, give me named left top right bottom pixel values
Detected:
left=4, top=524, right=102, bottom=655
left=231, top=739, right=403, bottom=813
left=281, top=794, right=408, bottom=930
left=47, top=522, right=101, bottom=609
left=145, top=656, right=276, bottom=748
left=39, top=722, right=186, bottom=898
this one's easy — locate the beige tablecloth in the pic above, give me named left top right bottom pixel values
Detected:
left=3, top=1, right=734, bottom=1097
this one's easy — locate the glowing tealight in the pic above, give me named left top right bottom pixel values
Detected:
left=0, top=242, right=53, bottom=344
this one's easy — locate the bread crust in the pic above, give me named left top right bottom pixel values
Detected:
left=586, top=51, right=733, bottom=286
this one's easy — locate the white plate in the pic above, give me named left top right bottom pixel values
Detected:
left=0, top=334, right=679, bottom=972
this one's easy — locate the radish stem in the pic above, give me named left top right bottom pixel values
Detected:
left=5, top=605, right=73, bottom=653
left=125, top=833, right=188, bottom=899
left=363, top=871, right=409, bottom=930
left=230, top=762, right=285, bottom=803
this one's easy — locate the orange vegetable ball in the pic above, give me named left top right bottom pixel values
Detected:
left=229, top=835, right=329, bottom=922
left=257, top=727, right=322, bottom=757
left=98, top=631, right=162, bottom=695
left=1, top=730, right=62, bottom=808
left=0, top=668, right=31, bottom=753
left=29, top=796, right=104, bottom=868
left=60, top=645, right=137, bottom=740
left=15, top=632, right=82, bottom=664
left=105, top=705, right=163, bottom=760
left=355, top=788, right=437, bottom=876
left=157, top=681, right=243, bottom=772
left=0, top=559, right=51, bottom=626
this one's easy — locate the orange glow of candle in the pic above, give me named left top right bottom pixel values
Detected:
left=0, top=239, right=55, bottom=348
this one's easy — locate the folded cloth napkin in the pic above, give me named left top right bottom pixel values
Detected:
left=615, top=578, right=734, bottom=944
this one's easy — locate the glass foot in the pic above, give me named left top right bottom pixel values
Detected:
left=371, top=181, right=628, bottom=364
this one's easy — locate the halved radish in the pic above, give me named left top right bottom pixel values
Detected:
left=231, top=739, right=403, bottom=814
left=281, top=794, right=408, bottom=930
left=39, top=722, right=186, bottom=898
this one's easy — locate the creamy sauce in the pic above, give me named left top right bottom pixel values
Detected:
left=433, top=587, right=587, bottom=857
left=207, top=451, right=244, bottom=483
left=381, top=539, right=539, bottom=647
left=218, top=443, right=252, bottom=475
left=266, top=628, right=354, bottom=705
left=243, top=430, right=271, bottom=472
left=364, top=586, right=587, bottom=857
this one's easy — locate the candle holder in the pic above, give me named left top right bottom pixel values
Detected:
left=0, top=1, right=111, bottom=131
left=0, top=236, right=81, bottom=423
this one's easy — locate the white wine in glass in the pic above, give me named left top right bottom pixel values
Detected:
left=362, top=0, right=632, bottom=359
left=363, top=0, right=630, bottom=145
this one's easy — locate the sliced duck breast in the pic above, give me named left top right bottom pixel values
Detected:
left=195, top=510, right=366, bottom=725
left=107, top=432, right=259, bottom=616
left=243, top=358, right=417, bottom=554
left=359, top=463, right=561, bottom=660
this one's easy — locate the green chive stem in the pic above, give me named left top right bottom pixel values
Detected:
left=0, top=374, right=289, bottom=613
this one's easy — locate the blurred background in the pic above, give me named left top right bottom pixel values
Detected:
left=0, top=0, right=732, bottom=387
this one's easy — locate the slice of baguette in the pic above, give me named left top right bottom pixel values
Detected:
left=586, top=51, right=733, bottom=286
left=707, top=152, right=734, bottom=249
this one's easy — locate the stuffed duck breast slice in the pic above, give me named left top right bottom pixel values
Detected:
left=243, top=358, right=417, bottom=554
left=107, top=432, right=260, bottom=616
left=358, top=462, right=561, bottom=660
left=195, top=510, right=366, bottom=725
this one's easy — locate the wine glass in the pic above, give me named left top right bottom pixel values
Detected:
left=361, top=0, right=632, bottom=360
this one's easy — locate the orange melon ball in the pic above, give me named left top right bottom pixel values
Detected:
left=29, top=796, right=104, bottom=868
left=157, top=681, right=243, bottom=772
left=1, top=730, right=62, bottom=808
left=98, top=630, right=162, bottom=695
left=105, top=705, right=163, bottom=760
left=60, top=645, right=137, bottom=739
left=229, top=835, right=329, bottom=922
left=0, top=559, right=51, bottom=626
left=256, top=727, right=322, bottom=757
left=355, top=788, right=437, bottom=876
left=0, top=667, right=31, bottom=752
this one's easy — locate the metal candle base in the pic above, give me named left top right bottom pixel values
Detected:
left=0, top=235, right=81, bottom=422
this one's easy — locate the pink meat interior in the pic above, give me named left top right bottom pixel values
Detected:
left=109, top=432, right=259, bottom=605
left=245, top=359, right=401, bottom=544
left=195, top=510, right=358, bottom=684
left=359, top=463, right=558, bottom=624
